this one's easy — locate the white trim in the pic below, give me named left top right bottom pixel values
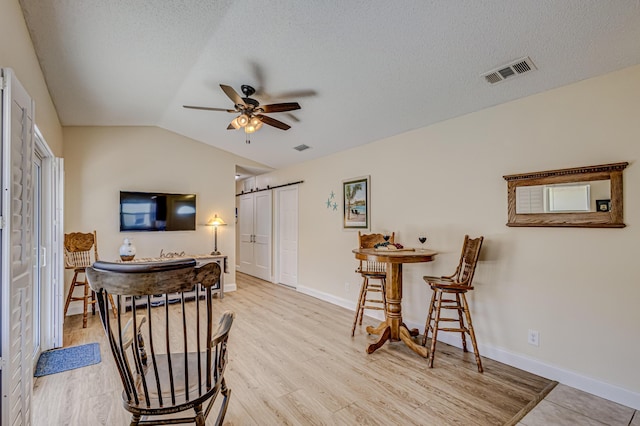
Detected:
left=52, top=157, right=64, bottom=346
left=296, top=284, right=640, bottom=410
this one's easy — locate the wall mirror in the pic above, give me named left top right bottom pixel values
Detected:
left=503, top=162, right=628, bottom=228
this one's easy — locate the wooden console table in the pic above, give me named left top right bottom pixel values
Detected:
left=188, top=254, right=228, bottom=298
left=121, top=254, right=227, bottom=309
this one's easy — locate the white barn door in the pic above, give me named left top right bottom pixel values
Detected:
left=252, top=190, right=272, bottom=281
left=276, top=186, right=298, bottom=287
left=238, top=193, right=255, bottom=275
left=237, top=190, right=272, bottom=281
left=1, top=68, right=35, bottom=426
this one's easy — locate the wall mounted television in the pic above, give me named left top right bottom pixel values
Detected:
left=120, top=191, right=196, bottom=232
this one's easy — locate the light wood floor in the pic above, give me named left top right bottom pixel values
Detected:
left=33, top=273, right=555, bottom=425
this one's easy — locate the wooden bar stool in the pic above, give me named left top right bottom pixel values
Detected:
left=351, top=232, right=394, bottom=336
left=63, top=231, right=116, bottom=327
left=422, top=235, right=484, bottom=372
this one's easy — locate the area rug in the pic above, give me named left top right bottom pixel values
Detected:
left=34, top=343, right=101, bottom=377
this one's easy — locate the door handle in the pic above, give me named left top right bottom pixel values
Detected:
left=41, top=246, right=46, bottom=267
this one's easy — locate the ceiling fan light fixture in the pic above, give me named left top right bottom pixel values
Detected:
left=185, top=84, right=303, bottom=136
left=237, top=114, right=249, bottom=127
left=230, top=117, right=242, bottom=129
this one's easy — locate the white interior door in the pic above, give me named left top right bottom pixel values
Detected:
left=253, top=190, right=272, bottom=281
left=33, top=129, right=63, bottom=351
left=1, top=68, right=35, bottom=426
left=276, top=186, right=298, bottom=287
left=238, top=193, right=255, bottom=274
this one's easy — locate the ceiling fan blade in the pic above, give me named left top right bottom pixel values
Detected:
left=220, top=84, right=246, bottom=107
left=259, top=102, right=301, bottom=113
left=273, top=89, right=317, bottom=99
left=257, top=114, right=291, bottom=130
left=183, top=105, right=236, bottom=112
left=284, top=112, right=300, bottom=123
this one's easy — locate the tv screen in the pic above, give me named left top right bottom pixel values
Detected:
left=120, top=191, right=196, bottom=232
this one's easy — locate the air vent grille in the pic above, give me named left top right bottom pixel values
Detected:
left=482, top=57, right=536, bottom=85
left=294, top=144, right=310, bottom=152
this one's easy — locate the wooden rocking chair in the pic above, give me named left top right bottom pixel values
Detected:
left=87, top=258, right=233, bottom=425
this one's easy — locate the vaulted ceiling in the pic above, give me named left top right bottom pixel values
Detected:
left=19, top=1, right=640, bottom=168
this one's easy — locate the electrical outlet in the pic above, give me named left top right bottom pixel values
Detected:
left=528, top=329, right=540, bottom=347
left=345, top=282, right=350, bottom=293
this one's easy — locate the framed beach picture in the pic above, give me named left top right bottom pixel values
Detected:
left=343, top=176, right=369, bottom=230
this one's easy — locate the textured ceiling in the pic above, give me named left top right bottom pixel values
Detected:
left=19, top=0, right=640, bottom=168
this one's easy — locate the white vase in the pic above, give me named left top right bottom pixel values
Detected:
left=119, top=238, right=136, bottom=261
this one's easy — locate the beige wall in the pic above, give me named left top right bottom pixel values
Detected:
left=255, top=64, right=640, bottom=405
left=0, top=0, right=63, bottom=155
left=63, top=126, right=266, bottom=292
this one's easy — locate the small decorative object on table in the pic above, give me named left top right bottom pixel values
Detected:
left=374, top=242, right=412, bottom=251
left=119, top=238, right=136, bottom=261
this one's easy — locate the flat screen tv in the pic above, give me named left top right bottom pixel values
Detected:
left=120, top=191, right=196, bottom=232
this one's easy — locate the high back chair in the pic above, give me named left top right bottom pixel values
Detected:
left=63, top=231, right=116, bottom=327
left=422, top=235, right=484, bottom=372
left=86, top=258, right=233, bottom=426
left=351, top=231, right=395, bottom=336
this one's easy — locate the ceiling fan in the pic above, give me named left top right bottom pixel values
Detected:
left=183, top=84, right=301, bottom=134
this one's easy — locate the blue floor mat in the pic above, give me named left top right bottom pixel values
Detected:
left=34, top=343, right=101, bottom=377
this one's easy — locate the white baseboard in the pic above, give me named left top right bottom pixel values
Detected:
left=296, top=284, right=640, bottom=410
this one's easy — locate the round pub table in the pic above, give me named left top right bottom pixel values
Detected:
left=352, top=247, right=437, bottom=357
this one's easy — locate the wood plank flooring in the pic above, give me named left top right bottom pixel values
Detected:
left=33, top=273, right=555, bottom=425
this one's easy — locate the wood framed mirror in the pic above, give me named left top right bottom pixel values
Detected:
left=503, top=162, right=628, bottom=228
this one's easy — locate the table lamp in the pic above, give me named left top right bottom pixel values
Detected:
left=207, top=215, right=227, bottom=255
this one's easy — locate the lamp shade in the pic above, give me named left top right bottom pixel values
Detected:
left=237, top=114, right=249, bottom=127
left=207, top=215, right=226, bottom=227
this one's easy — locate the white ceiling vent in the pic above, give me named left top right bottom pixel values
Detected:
left=294, top=144, right=310, bottom=152
left=482, top=57, right=536, bottom=85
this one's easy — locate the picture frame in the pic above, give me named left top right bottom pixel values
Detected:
left=343, top=176, right=370, bottom=229
left=596, top=199, right=611, bottom=212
